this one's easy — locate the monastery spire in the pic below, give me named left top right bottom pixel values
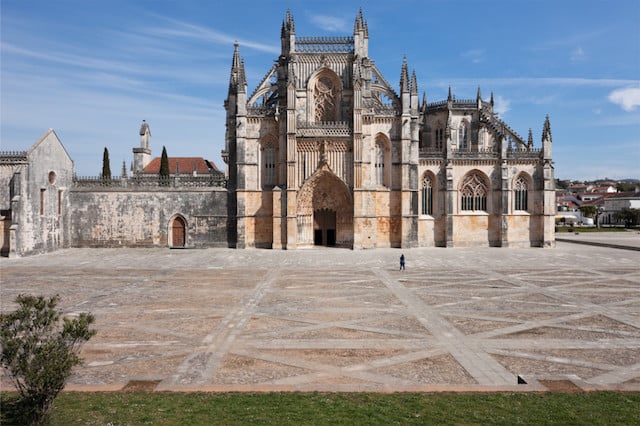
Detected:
left=285, top=8, right=295, bottom=32
left=411, top=70, right=418, bottom=96
left=354, top=8, right=368, bottom=36
left=542, top=115, right=552, bottom=160
left=528, top=128, right=534, bottom=149
left=354, top=8, right=364, bottom=32
left=400, top=56, right=409, bottom=93
left=353, top=8, right=369, bottom=57
left=281, top=9, right=296, bottom=56
left=228, top=42, right=246, bottom=93
left=542, top=115, right=552, bottom=143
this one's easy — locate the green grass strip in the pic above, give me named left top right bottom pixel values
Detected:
left=2, top=391, right=639, bottom=425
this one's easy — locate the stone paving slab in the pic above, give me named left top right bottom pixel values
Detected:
left=1, top=240, right=639, bottom=392
left=556, top=230, right=640, bottom=250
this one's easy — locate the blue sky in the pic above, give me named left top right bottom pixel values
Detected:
left=2, top=0, right=639, bottom=180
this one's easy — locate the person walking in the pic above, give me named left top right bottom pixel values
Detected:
left=399, top=254, right=405, bottom=271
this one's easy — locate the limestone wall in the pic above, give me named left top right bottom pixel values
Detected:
left=7, top=131, right=74, bottom=257
left=69, top=188, right=228, bottom=248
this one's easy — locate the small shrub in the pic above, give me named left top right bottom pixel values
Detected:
left=0, top=295, right=96, bottom=424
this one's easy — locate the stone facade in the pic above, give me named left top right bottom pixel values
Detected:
left=0, top=9, right=555, bottom=257
left=223, top=10, right=555, bottom=249
left=0, top=130, right=73, bottom=256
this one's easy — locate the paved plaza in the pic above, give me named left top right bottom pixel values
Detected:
left=1, top=233, right=639, bottom=392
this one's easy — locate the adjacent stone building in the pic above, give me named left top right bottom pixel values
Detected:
left=0, top=9, right=555, bottom=256
left=0, top=130, right=73, bottom=257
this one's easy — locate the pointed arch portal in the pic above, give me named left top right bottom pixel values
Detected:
left=297, top=164, right=353, bottom=248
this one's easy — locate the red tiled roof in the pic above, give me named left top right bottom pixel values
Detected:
left=143, top=157, right=220, bottom=174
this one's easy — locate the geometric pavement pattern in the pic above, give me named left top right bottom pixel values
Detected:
left=1, top=247, right=639, bottom=392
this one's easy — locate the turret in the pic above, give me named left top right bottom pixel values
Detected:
left=410, top=70, right=418, bottom=112
left=476, top=86, right=482, bottom=109
left=400, top=56, right=410, bottom=111
left=139, top=120, right=151, bottom=149
left=132, top=119, right=151, bottom=174
left=223, top=42, right=247, bottom=168
left=527, top=128, right=534, bottom=150
left=542, top=115, right=552, bottom=160
left=281, top=9, right=295, bottom=56
left=228, top=42, right=247, bottom=96
left=353, top=8, right=369, bottom=57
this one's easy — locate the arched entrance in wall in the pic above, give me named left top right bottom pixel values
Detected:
left=297, top=163, right=353, bottom=248
left=170, top=216, right=186, bottom=248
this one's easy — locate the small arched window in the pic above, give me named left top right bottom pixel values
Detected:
left=421, top=175, right=433, bottom=215
left=460, top=173, right=487, bottom=211
left=458, top=122, right=468, bottom=150
left=514, top=176, right=529, bottom=211
left=263, top=141, right=276, bottom=187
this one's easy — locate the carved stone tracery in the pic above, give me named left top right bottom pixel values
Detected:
left=314, top=76, right=336, bottom=121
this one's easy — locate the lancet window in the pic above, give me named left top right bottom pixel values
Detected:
left=375, top=139, right=385, bottom=186
left=458, top=122, right=469, bottom=150
left=514, top=176, right=529, bottom=211
left=435, top=128, right=444, bottom=150
left=460, top=173, right=487, bottom=211
left=421, top=175, right=433, bottom=215
left=263, top=141, right=276, bottom=187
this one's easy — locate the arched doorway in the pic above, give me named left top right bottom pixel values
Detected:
left=171, top=216, right=186, bottom=248
left=297, top=163, right=353, bottom=248
left=314, top=208, right=336, bottom=246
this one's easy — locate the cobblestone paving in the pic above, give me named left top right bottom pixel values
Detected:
left=1, top=236, right=639, bottom=392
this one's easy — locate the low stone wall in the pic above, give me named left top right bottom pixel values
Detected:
left=69, top=187, right=229, bottom=248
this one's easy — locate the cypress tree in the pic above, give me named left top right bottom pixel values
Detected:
left=159, top=146, right=170, bottom=184
left=101, top=147, right=111, bottom=180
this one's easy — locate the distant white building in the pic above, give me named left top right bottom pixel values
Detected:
left=600, top=191, right=640, bottom=226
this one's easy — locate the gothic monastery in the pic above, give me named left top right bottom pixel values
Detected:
left=223, top=10, right=555, bottom=249
left=0, top=10, right=555, bottom=256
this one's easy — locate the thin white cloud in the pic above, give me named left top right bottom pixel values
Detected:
left=570, top=46, right=586, bottom=62
left=144, top=16, right=279, bottom=54
left=608, top=87, right=640, bottom=112
left=461, top=49, right=485, bottom=64
left=493, top=96, right=510, bottom=116
left=309, top=14, right=349, bottom=32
